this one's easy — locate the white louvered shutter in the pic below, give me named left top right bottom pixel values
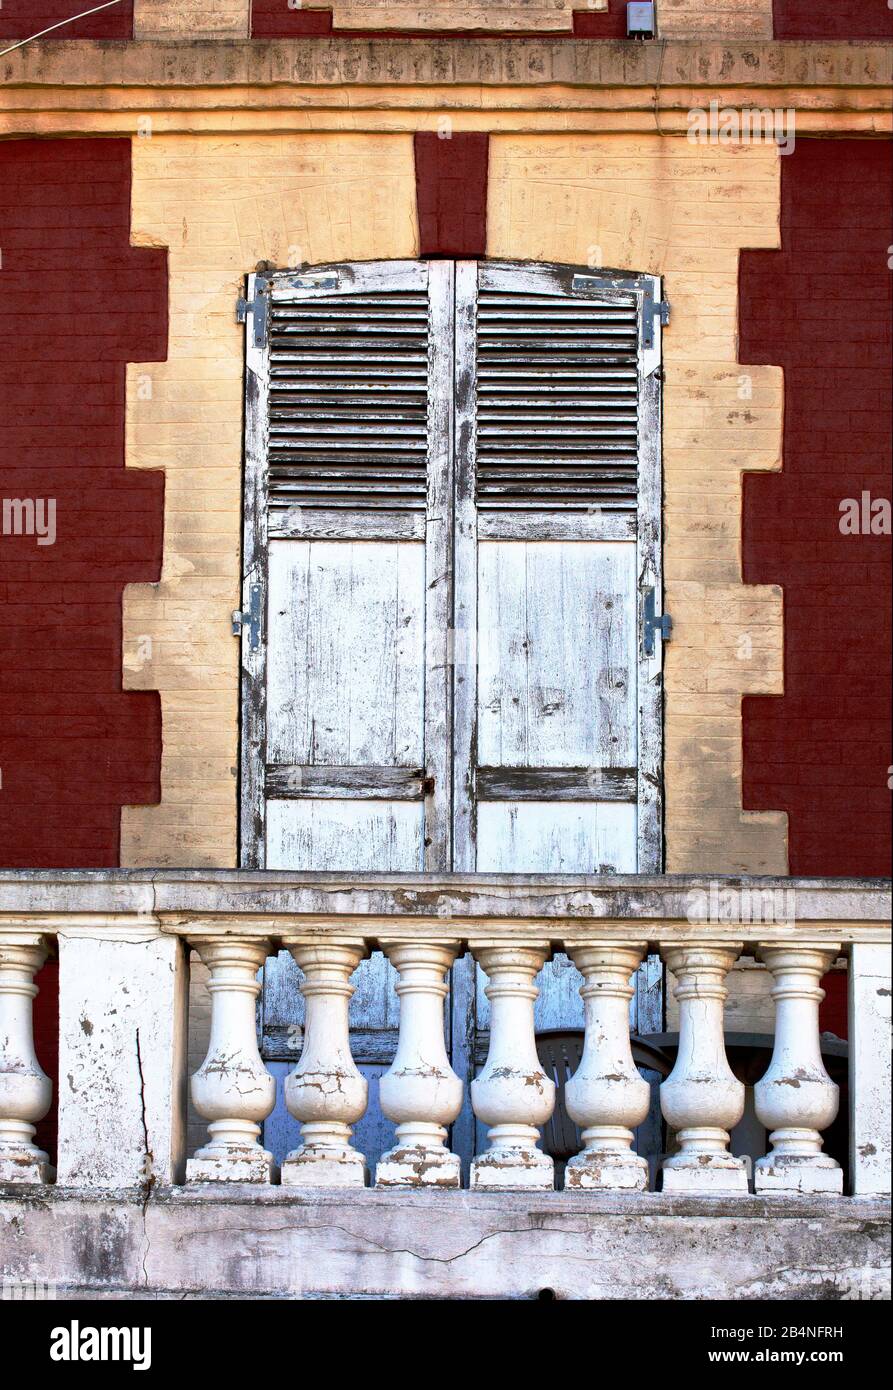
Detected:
left=452, top=261, right=665, bottom=876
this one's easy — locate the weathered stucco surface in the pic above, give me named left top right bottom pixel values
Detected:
left=849, top=944, right=893, bottom=1196
left=331, top=1, right=580, bottom=27
left=122, top=132, right=417, bottom=867
left=133, top=0, right=250, bottom=38
left=55, top=934, right=189, bottom=1187
left=0, top=1188, right=888, bottom=1299
left=659, top=0, right=774, bottom=39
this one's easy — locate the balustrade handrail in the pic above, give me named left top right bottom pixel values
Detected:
left=0, top=869, right=888, bottom=946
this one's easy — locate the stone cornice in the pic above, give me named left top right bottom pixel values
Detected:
left=2, top=40, right=890, bottom=136
left=3, top=38, right=891, bottom=90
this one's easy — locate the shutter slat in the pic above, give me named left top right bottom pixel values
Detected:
left=475, top=287, right=640, bottom=512
left=270, top=424, right=427, bottom=438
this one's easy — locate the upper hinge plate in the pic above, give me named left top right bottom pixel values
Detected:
left=235, top=276, right=270, bottom=349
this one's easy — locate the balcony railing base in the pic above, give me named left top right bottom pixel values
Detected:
left=281, top=1144, right=369, bottom=1188
left=376, top=1142, right=462, bottom=1189
left=1, top=1187, right=888, bottom=1302
left=186, top=1146, right=278, bottom=1185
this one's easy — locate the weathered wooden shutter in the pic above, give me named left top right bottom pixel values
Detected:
left=452, top=263, right=667, bottom=1160
left=453, top=261, right=665, bottom=875
left=265, top=280, right=428, bottom=514
left=240, top=260, right=453, bottom=873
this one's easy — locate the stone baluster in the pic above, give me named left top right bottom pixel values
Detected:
left=564, top=943, right=651, bottom=1190
left=0, top=938, right=52, bottom=1184
left=470, top=946, right=555, bottom=1189
left=187, top=937, right=276, bottom=1182
left=754, top=944, right=843, bottom=1194
left=282, top=941, right=369, bottom=1187
left=660, top=944, right=748, bottom=1193
left=376, top=942, right=463, bottom=1187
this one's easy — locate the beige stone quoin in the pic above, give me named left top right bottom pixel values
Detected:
left=329, top=1, right=582, bottom=27
left=133, top=0, right=250, bottom=39
left=658, top=0, right=774, bottom=40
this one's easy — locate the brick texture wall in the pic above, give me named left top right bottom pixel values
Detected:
left=773, top=1, right=893, bottom=39
left=5, top=1, right=893, bottom=44
left=415, top=131, right=489, bottom=256
left=0, top=138, right=167, bottom=1160
left=740, top=139, right=893, bottom=878
left=0, top=1, right=133, bottom=39
left=0, top=138, right=166, bottom=869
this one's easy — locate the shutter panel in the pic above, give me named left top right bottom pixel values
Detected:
left=240, top=259, right=452, bottom=876
left=474, top=286, right=640, bottom=510
left=453, top=260, right=664, bottom=876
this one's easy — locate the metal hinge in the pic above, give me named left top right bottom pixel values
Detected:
left=642, top=586, right=672, bottom=657
left=235, top=277, right=270, bottom=350
left=571, top=273, right=668, bottom=353
left=232, top=584, right=262, bottom=652
left=643, top=293, right=670, bottom=351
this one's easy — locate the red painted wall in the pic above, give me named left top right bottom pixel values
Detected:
left=0, top=138, right=167, bottom=870
left=0, top=0, right=133, bottom=40
left=414, top=131, right=489, bottom=257
left=250, top=1, right=333, bottom=35
left=739, top=139, right=892, bottom=882
left=573, top=2, right=627, bottom=37
left=774, top=1, right=893, bottom=39
left=250, top=1, right=627, bottom=38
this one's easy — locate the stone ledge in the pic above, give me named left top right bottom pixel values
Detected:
left=0, top=871, right=889, bottom=947
left=3, top=39, right=892, bottom=90
left=1, top=1187, right=889, bottom=1299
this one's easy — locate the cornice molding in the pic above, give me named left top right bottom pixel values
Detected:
left=2, top=39, right=890, bottom=135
